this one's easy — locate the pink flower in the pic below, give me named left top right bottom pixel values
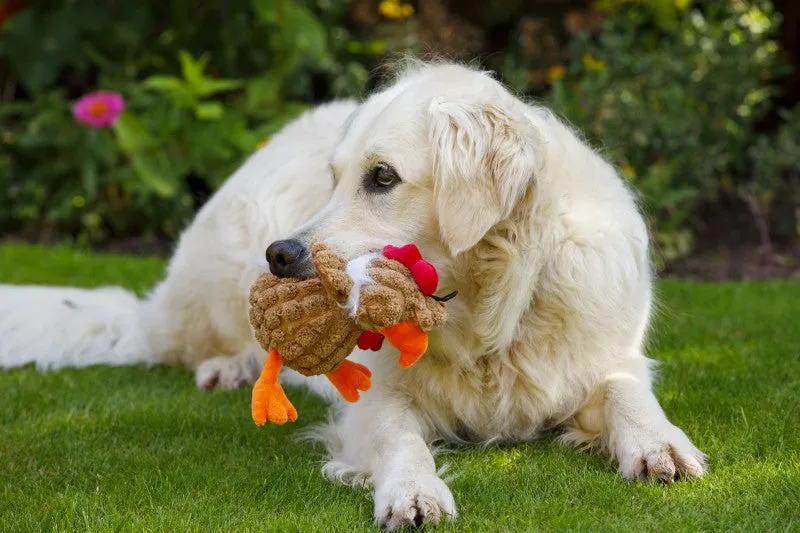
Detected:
left=72, top=91, right=125, bottom=128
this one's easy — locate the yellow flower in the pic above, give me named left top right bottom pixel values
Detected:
left=257, top=137, right=270, bottom=150
left=379, top=0, right=414, bottom=20
left=582, top=53, right=608, bottom=72
left=621, top=163, right=637, bottom=180
left=547, top=65, right=566, bottom=82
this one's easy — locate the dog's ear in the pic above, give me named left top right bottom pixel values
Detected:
left=428, top=97, right=540, bottom=255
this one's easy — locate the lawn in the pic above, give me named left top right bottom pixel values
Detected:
left=1, top=244, right=798, bottom=532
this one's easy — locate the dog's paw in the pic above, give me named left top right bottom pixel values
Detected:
left=195, top=355, right=257, bottom=391
left=616, top=424, right=707, bottom=483
left=373, top=472, right=456, bottom=530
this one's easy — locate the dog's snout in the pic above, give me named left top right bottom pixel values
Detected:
left=266, top=239, right=309, bottom=278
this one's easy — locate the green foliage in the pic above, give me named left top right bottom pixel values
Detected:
left=745, top=105, right=800, bottom=240
left=0, top=0, right=377, bottom=242
left=544, top=1, right=789, bottom=261
left=0, top=89, right=187, bottom=242
left=1, top=0, right=796, bottom=262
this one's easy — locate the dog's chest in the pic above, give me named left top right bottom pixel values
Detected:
left=402, top=351, right=581, bottom=441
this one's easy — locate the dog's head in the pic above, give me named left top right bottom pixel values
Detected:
left=267, top=63, right=544, bottom=353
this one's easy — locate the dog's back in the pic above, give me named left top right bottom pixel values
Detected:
left=0, top=101, right=358, bottom=374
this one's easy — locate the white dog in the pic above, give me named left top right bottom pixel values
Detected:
left=0, top=61, right=706, bottom=529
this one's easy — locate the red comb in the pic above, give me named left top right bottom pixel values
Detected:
left=382, top=244, right=438, bottom=296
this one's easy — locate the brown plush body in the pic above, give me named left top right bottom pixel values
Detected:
left=248, top=275, right=361, bottom=376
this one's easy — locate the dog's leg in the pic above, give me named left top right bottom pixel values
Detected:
left=194, top=342, right=347, bottom=401
left=323, top=396, right=456, bottom=530
left=194, top=344, right=265, bottom=390
left=564, top=362, right=706, bottom=482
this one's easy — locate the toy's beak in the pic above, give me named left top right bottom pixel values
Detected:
left=431, top=290, right=458, bottom=302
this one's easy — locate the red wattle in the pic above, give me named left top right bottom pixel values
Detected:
left=357, top=330, right=384, bottom=351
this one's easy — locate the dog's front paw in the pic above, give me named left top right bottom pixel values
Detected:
left=616, top=424, right=707, bottom=483
left=373, top=472, right=456, bottom=530
left=195, top=355, right=257, bottom=391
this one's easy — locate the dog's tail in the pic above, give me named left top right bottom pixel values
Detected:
left=0, top=284, right=152, bottom=370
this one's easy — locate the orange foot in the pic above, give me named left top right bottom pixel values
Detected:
left=380, top=321, right=429, bottom=368
left=252, top=349, right=298, bottom=425
left=327, top=360, right=372, bottom=402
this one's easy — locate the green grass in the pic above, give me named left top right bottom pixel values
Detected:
left=1, top=243, right=798, bottom=532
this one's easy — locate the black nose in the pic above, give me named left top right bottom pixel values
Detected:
left=266, top=239, right=308, bottom=278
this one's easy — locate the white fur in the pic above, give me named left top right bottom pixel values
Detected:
left=0, top=62, right=706, bottom=529
left=0, top=285, right=148, bottom=369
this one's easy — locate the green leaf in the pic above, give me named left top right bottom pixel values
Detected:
left=80, top=159, right=99, bottom=202
left=0, top=101, right=35, bottom=117
left=364, top=40, right=386, bottom=56
left=245, top=74, right=282, bottom=112
left=129, top=153, right=177, bottom=198
left=194, top=102, right=224, bottom=120
left=143, top=75, right=185, bottom=93
left=112, top=113, right=153, bottom=154
left=143, top=75, right=195, bottom=107
left=194, top=78, right=244, bottom=98
left=285, top=6, right=328, bottom=62
left=179, top=51, right=210, bottom=91
left=172, top=50, right=243, bottom=100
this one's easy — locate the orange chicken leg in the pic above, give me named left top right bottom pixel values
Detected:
left=251, top=349, right=298, bottom=425
left=326, top=360, right=372, bottom=402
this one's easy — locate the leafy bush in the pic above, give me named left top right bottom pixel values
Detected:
left=745, top=105, right=800, bottom=252
left=1, top=0, right=797, bottom=264
left=0, top=0, right=377, bottom=242
left=544, top=1, right=790, bottom=261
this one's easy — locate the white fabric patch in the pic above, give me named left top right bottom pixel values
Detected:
left=344, top=253, right=378, bottom=317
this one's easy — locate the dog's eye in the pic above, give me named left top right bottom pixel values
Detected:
left=365, top=163, right=399, bottom=192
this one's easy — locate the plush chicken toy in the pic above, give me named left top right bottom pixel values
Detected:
left=248, top=241, right=455, bottom=425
